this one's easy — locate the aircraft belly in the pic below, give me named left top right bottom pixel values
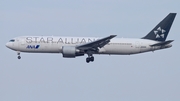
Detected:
left=103, top=45, right=132, bottom=55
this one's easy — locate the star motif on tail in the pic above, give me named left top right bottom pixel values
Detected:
left=154, top=27, right=166, bottom=39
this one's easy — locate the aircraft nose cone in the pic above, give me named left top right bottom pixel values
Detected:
left=6, top=42, right=11, bottom=48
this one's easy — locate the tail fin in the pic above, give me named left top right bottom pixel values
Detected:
left=142, top=13, right=176, bottom=41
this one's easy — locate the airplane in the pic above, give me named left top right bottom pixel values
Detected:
left=6, top=13, right=176, bottom=63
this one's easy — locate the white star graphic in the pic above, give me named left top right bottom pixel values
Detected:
left=154, top=27, right=166, bottom=39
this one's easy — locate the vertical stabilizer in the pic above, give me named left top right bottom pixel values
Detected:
left=142, top=13, right=176, bottom=41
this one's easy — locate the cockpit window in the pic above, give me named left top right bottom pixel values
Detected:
left=9, top=39, right=15, bottom=42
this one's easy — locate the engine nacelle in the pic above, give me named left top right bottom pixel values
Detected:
left=62, top=46, right=79, bottom=58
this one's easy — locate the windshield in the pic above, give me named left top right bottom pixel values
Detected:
left=9, top=39, right=15, bottom=42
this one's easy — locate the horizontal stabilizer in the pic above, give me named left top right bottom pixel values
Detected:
left=150, top=40, right=174, bottom=46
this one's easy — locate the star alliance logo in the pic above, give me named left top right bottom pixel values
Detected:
left=154, top=27, right=166, bottom=39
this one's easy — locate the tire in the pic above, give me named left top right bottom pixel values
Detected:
left=91, top=57, right=94, bottom=62
left=86, top=58, right=90, bottom=63
left=18, top=56, right=21, bottom=59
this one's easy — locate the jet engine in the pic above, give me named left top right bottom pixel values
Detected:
left=62, top=46, right=83, bottom=58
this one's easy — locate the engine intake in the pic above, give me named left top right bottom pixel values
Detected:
left=62, top=46, right=82, bottom=58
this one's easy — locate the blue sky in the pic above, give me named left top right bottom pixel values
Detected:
left=0, top=0, right=180, bottom=101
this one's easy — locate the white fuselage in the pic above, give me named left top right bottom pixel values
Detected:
left=6, top=36, right=172, bottom=55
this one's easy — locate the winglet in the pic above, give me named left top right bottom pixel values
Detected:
left=109, top=35, right=117, bottom=38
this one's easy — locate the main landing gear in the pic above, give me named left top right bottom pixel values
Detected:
left=17, top=52, right=21, bottom=59
left=86, top=51, right=94, bottom=63
left=86, top=56, right=94, bottom=63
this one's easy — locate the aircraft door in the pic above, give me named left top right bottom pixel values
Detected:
left=20, top=38, right=26, bottom=45
left=135, top=41, right=140, bottom=53
left=18, top=38, right=26, bottom=51
left=16, top=38, right=20, bottom=49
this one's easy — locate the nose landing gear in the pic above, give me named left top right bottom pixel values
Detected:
left=18, top=56, right=21, bottom=59
left=17, top=52, right=21, bottom=59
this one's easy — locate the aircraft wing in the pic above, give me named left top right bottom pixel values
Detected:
left=76, top=35, right=117, bottom=51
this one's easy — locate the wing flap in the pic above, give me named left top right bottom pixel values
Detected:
left=76, top=35, right=116, bottom=50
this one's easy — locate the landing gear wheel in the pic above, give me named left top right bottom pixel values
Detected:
left=17, top=51, right=21, bottom=59
left=86, top=58, right=90, bottom=63
left=86, top=56, right=94, bottom=63
left=90, top=56, right=94, bottom=62
left=18, top=56, right=21, bottom=59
